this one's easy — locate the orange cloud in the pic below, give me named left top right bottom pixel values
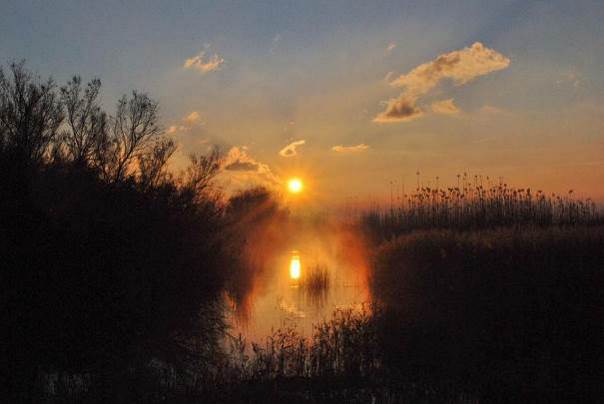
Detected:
left=166, top=111, right=203, bottom=134
left=431, top=98, right=460, bottom=115
left=331, top=144, right=369, bottom=153
left=375, top=42, right=510, bottom=123
left=373, top=95, right=423, bottom=123
left=279, top=140, right=305, bottom=157
left=183, top=51, right=224, bottom=73
left=184, top=111, right=200, bottom=124
left=222, top=146, right=280, bottom=187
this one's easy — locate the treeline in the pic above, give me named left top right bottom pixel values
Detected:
left=0, top=61, right=284, bottom=401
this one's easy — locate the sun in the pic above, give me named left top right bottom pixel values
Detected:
left=287, top=178, right=303, bottom=194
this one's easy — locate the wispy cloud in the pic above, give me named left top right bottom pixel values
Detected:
left=479, top=105, right=509, bottom=115
left=270, top=33, right=281, bottom=53
left=331, top=144, right=369, bottom=153
left=374, top=42, right=510, bottom=123
left=183, top=51, right=224, bottom=73
left=166, top=111, right=203, bottom=134
left=556, top=70, right=581, bottom=89
left=431, top=98, right=460, bottom=115
left=279, top=140, right=306, bottom=157
left=386, top=42, right=397, bottom=54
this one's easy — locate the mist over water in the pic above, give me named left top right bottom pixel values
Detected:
left=226, top=218, right=371, bottom=342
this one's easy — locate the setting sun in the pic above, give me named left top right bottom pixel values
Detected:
left=287, top=178, right=303, bottom=194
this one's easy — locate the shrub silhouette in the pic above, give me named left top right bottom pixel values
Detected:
left=0, top=61, right=228, bottom=400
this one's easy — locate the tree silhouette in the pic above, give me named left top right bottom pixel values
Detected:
left=0, top=61, right=230, bottom=400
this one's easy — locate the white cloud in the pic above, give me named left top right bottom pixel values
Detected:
left=431, top=98, right=460, bottom=115
left=331, top=144, right=369, bottom=153
left=279, top=140, right=306, bottom=157
left=386, top=42, right=397, bottom=54
left=183, top=51, right=224, bottom=73
left=374, top=42, right=510, bottom=123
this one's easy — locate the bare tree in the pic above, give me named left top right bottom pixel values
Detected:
left=0, top=61, right=64, bottom=163
left=59, top=76, right=107, bottom=165
left=98, top=91, right=162, bottom=182
left=138, top=137, right=176, bottom=190
left=183, top=147, right=222, bottom=198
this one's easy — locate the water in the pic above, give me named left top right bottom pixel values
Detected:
left=227, top=225, right=370, bottom=342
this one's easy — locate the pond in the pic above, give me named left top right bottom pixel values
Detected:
left=227, top=224, right=371, bottom=342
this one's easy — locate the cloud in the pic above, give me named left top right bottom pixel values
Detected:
left=224, top=160, right=259, bottom=171
left=556, top=71, right=581, bottom=88
left=431, top=98, right=460, bottom=115
left=270, top=33, right=281, bottom=53
left=166, top=125, right=180, bottom=134
left=373, top=96, right=424, bottom=123
left=331, top=144, right=369, bottom=153
left=374, top=42, right=510, bottom=123
left=479, top=105, right=509, bottom=115
left=183, top=51, right=224, bottom=73
left=222, top=146, right=280, bottom=187
left=166, top=111, right=203, bottom=134
left=279, top=140, right=306, bottom=157
left=184, top=111, right=200, bottom=125
left=386, top=42, right=397, bottom=54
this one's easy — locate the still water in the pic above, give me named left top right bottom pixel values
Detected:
left=227, top=227, right=370, bottom=342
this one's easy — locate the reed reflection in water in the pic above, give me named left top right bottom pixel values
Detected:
left=229, top=243, right=370, bottom=342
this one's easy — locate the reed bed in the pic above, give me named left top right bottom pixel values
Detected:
left=299, top=264, right=330, bottom=296
left=362, top=174, right=600, bottom=239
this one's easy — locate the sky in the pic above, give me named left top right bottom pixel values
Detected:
left=1, top=0, right=603, bottom=205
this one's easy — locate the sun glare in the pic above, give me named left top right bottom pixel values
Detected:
left=287, top=178, right=303, bottom=194
left=289, top=254, right=301, bottom=280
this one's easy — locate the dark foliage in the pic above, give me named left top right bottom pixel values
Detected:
left=0, top=62, right=228, bottom=401
left=371, top=227, right=604, bottom=402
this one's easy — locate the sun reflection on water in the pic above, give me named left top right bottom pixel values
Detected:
left=289, top=252, right=301, bottom=280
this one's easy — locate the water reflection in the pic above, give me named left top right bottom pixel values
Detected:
left=228, top=242, right=370, bottom=342
left=289, top=252, right=301, bottom=280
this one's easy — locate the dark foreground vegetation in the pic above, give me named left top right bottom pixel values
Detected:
left=0, top=61, right=283, bottom=402
left=371, top=226, right=604, bottom=402
left=2, top=62, right=603, bottom=402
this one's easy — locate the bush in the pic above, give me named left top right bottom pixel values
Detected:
left=371, top=226, right=604, bottom=401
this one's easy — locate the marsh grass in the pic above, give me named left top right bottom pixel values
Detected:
left=299, top=264, right=330, bottom=302
left=370, top=225, right=604, bottom=402
left=363, top=175, right=601, bottom=240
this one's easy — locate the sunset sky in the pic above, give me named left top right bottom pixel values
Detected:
left=2, top=0, right=603, bottom=204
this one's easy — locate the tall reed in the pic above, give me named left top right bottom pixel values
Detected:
left=362, top=174, right=600, bottom=239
